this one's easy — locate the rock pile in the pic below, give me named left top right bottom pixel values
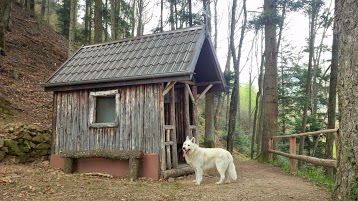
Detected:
left=0, top=123, right=51, bottom=163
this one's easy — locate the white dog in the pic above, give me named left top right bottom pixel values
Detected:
left=182, top=136, right=237, bottom=185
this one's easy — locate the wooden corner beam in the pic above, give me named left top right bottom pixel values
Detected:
left=196, top=84, right=213, bottom=104
left=163, top=81, right=177, bottom=96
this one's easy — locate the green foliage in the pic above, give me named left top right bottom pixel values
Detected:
left=297, top=165, right=335, bottom=192
left=273, top=156, right=335, bottom=191
left=219, top=127, right=251, bottom=156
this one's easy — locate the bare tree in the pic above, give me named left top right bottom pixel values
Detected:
left=298, top=0, right=321, bottom=168
left=325, top=0, right=338, bottom=179
left=227, top=0, right=247, bottom=153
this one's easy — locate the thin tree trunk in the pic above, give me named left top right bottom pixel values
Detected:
left=68, top=0, right=77, bottom=56
left=227, top=0, right=247, bottom=153
left=299, top=1, right=319, bottom=168
left=160, top=0, right=163, bottom=32
left=110, top=0, right=117, bottom=40
left=0, top=0, right=11, bottom=56
left=188, top=0, right=192, bottom=26
left=325, top=6, right=338, bottom=179
left=136, top=0, right=143, bottom=36
left=169, top=0, right=175, bottom=30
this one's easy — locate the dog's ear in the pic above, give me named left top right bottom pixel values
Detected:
left=191, top=137, right=195, bottom=144
left=186, top=136, right=190, bottom=141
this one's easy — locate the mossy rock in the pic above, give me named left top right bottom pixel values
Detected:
left=35, top=149, right=49, bottom=156
left=0, top=151, right=5, bottom=161
left=42, top=134, right=51, bottom=142
left=31, top=135, right=44, bottom=143
left=35, top=143, right=51, bottom=150
left=1, top=146, right=9, bottom=153
left=16, top=153, right=29, bottom=163
left=4, top=139, right=21, bottom=156
left=22, top=133, right=32, bottom=141
left=0, top=138, right=4, bottom=147
left=19, top=142, right=31, bottom=153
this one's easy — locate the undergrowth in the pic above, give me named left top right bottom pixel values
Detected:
left=272, top=156, right=335, bottom=192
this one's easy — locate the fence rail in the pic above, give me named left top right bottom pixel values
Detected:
left=268, top=128, right=339, bottom=172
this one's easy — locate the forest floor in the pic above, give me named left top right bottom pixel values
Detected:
left=0, top=159, right=332, bottom=201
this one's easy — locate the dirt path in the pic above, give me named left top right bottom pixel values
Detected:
left=0, top=160, right=331, bottom=201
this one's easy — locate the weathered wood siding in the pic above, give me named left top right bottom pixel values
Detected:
left=53, top=84, right=162, bottom=154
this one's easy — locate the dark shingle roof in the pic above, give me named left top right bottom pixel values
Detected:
left=43, top=26, right=224, bottom=91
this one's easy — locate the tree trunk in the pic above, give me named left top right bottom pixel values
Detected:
left=188, top=0, right=192, bottom=26
left=169, top=0, right=175, bottom=30
left=68, top=0, right=77, bottom=56
left=204, top=0, right=215, bottom=148
left=299, top=1, right=318, bottom=168
left=41, top=0, right=46, bottom=20
left=0, top=0, right=11, bottom=56
left=333, top=0, right=358, bottom=200
left=260, top=0, right=278, bottom=161
left=160, top=0, right=163, bottom=32
left=110, top=0, right=117, bottom=40
left=227, top=0, right=247, bottom=153
left=325, top=7, right=338, bottom=179
left=83, top=0, right=91, bottom=45
left=94, top=0, right=103, bottom=43
left=136, top=0, right=143, bottom=36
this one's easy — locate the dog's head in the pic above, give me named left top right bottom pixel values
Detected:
left=182, top=136, right=197, bottom=157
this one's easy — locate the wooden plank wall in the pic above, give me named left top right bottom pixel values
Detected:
left=54, top=84, right=162, bottom=154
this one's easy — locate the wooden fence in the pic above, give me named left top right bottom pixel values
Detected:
left=268, top=128, right=339, bottom=172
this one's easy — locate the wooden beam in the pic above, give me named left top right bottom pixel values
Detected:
left=185, top=84, right=195, bottom=103
left=163, top=81, right=177, bottom=96
left=271, top=128, right=338, bottom=138
left=196, top=84, right=213, bottom=104
left=195, top=81, right=221, bottom=87
left=268, top=149, right=336, bottom=168
left=178, top=80, right=195, bottom=85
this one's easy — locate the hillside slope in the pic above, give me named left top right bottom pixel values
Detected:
left=0, top=3, right=68, bottom=127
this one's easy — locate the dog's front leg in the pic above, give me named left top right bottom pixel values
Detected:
left=193, top=169, right=197, bottom=183
left=195, top=168, right=203, bottom=185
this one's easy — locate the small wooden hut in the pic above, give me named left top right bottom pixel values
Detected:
left=43, top=26, right=226, bottom=180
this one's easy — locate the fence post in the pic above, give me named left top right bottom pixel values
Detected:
left=289, top=136, right=297, bottom=172
left=268, top=138, right=273, bottom=161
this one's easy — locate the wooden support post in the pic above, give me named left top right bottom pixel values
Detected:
left=129, top=157, right=140, bottom=180
left=289, top=136, right=297, bottom=172
left=184, top=83, right=190, bottom=138
left=170, top=87, right=178, bottom=168
left=63, top=158, right=74, bottom=173
left=191, top=86, right=198, bottom=144
left=165, top=129, right=172, bottom=169
left=268, top=138, right=273, bottom=161
left=160, top=84, right=166, bottom=172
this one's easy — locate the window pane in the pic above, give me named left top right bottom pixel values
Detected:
left=96, top=96, right=116, bottom=123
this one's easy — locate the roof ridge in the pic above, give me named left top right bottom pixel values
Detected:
left=83, top=25, right=205, bottom=49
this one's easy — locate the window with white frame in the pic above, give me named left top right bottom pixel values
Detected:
left=89, top=90, right=119, bottom=127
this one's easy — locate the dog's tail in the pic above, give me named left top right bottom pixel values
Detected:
left=228, top=161, right=237, bottom=181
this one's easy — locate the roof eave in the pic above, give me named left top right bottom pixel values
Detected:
left=42, top=71, right=194, bottom=91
